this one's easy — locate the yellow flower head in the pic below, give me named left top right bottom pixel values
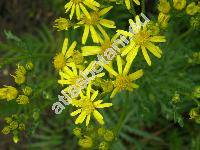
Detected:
left=22, top=86, right=32, bottom=96
left=173, top=0, right=186, bottom=10
left=158, top=0, right=171, bottom=14
left=100, top=55, right=143, bottom=98
left=2, top=126, right=10, bottom=135
left=18, top=123, right=26, bottom=131
left=189, top=108, right=199, bottom=119
left=25, top=61, right=34, bottom=70
left=125, top=0, right=140, bottom=10
left=65, top=0, right=100, bottom=20
left=78, top=136, right=93, bottom=148
left=16, top=64, right=26, bottom=75
left=70, top=83, right=112, bottom=126
left=16, top=95, right=29, bottom=104
left=73, top=127, right=82, bottom=137
left=9, top=121, right=18, bottom=130
left=58, top=61, right=104, bottom=87
left=158, top=12, right=170, bottom=29
left=53, top=38, right=78, bottom=70
left=117, top=15, right=166, bottom=66
left=99, top=141, right=109, bottom=150
left=53, top=53, right=66, bottom=70
left=76, top=6, right=116, bottom=44
left=12, top=73, right=26, bottom=85
left=186, top=2, right=199, bottom=16
left=0, top=86, right=18, bottom=101
left=54, top=17, right=72, bottom=31
left=104, top=130, right=114, bottom=141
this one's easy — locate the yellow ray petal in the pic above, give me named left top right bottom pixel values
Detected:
left=79, top=3, right=91, bottom=19
left=131, top=83, right=139, bottom=88
left=76, top=4, right=81, bottom=20
left=129, top=69, right=143, bottom=81
left=121, top=41, right=135, bottom=56
left=91, top=91, right=98, bottom=101
left=125, top=0, right=131, bottom=10
left=96, top=103, right=113, bottom=108
left=123, top=46, right=140, bottom=75
left=83, top=1, right=98, bottom=11
left=100, top=19, right=116, bottom=28
left=71, top=109, right=82, bottom=116
left=62, top=38, right=69, bottom=55
left=145, top=42, right=162, bottom=58
left=82, top=25, right=90, bottom=44
left=93, top=110, right=104, bottom=124
left=117, top=55, right=123, bottom=74
left=65, top=41, right=77, bottom=59
left=82, top=46, right=102, bottom=56
left=99, top=62, right=118, bottom=76
left=117, top=30, right=133, bottom=37
left=86, top=114, right=91, bottom=126
left=99, top=6, right=113, bottom=16
left=141, top=46, right=151, bottom=66
left=133, top=0, right=140, bottom=5
left=87, top=83, right=92, bottom=98
left=90, top=26, right=99, bottom=43
left=96, top=24, right=109, bottom=40
left=149, top=36, right=166, bottom=43
left=93, top=100, right=103, bottom=106
left=75, top=111, right=87, bottom=124
left=65, top=2, right=73, bottom=12
left=110, top=87, right=119, bottom=98
left=69, top=4, right=76, bottom=20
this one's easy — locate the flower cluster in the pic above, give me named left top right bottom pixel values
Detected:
left=53, top=1, right=166, bottom=128
left=1, top=114, right=26, bottom=143
left=73, top=126, right=114, bottom=149
left=0, top=62, right=33, bottom=104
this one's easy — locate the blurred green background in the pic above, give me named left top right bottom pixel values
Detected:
left=0, top=0, right=200, bottom=149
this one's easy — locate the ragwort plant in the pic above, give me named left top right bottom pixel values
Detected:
left=0, top=0, right=200, bottom=149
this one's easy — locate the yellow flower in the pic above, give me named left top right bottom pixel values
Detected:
left=0, top=86, right=18, bottom=101
left=9, top=121, right=18, bottom=130
left=173, top=0, right=186, bottom=10
left=186, top=2, right=199, bottom=16
left=70, top=83, right=112, bottom=126
left=16, top=64, right=26, bottom=75
left=117, top=16, right=166, bottom=66
left=53, top=38, right=77, bottom=70
left=76, top=6, right=116, bottom=44
left=54, top=17, right=72, bottom=31
left=125, top=0, right=140, bottom=10
left=58, top=61, right=105, bottom=87
left=158, top=0, right=171, bottom=14
left=78, top=136, right=93, bottom=148
left=16, top=95, right=29, bottom=104
left=25, top=61, right=34, bottom=70
left=2, top=126, right=10, bottom=135
left=99, top=141, right=109, bottom=150
left=53, top=53, right=66, bottom=70
left=100, top=55, right=143, bottom=98
left=158, top=12, right=170, bottom=29
left=81, top=34, right=119, bottom=56
left=65, top=0, right=100, bottom=20
left=104, top=130, right=114, bottom=141
left=12, top=73, right=26, bottom=85
left=18, top=123, right=26, bottom=131
left=22, top=86, right=32, bottom=96
left=73, top=127, right=82, bottom=137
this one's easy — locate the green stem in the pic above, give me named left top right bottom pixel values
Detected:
left=141, top=0, right=145, bottom=14
left=114, top=91, right=129, bottom=136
